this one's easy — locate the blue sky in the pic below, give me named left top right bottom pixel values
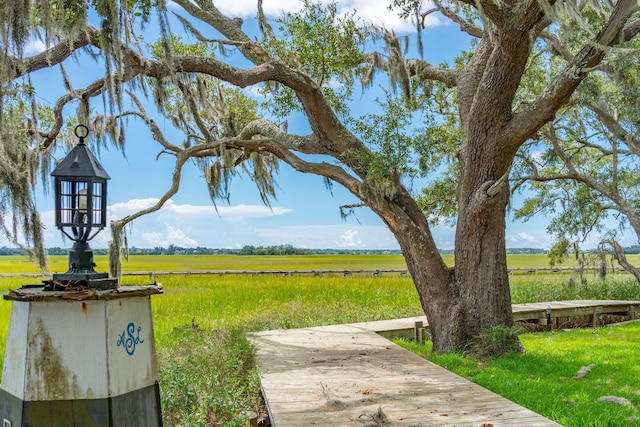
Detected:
left=5, top=0, right=636, bottom=251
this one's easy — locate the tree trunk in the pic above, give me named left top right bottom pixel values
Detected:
left=376, top=181, right=515, bottom=352
left=373, top=189, right=475, bottom=353
left=454, top=157, right=516, bottom=343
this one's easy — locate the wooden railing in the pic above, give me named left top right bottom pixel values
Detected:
left=0, top=265, right=632, bottom=279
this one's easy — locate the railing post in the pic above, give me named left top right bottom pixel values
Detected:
left=414, top=321, right=424, bottom=344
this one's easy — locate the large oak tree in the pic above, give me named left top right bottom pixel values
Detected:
left=1, top=0, right=639, bottom=352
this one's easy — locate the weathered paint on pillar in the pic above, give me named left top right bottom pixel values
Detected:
left=0, top=285, right=163, bottom=427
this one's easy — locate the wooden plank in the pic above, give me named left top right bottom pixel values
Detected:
left=512, top=300, right=640, bottom=324
left=252, top=325, right=562, bottom=426
left=3, top=284, right=163, bottom=301
left=252, top=300, right=640, bottom=426
left=357, top=300, right=640, bottom=333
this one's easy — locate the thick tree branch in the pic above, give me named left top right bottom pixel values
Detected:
left=433, top=0, right=483, bottom=38
left=507, top=0, right=640, bottom=150
left=257, top=139, right=362, bottom=196
left=623, top=18, right=640, bottom=41
left=458, top=37, right=493, bottom=125
left=0, top=9, right=373, bottom=187
left=170, top=0, right=268, bottom=64
left=588, top=104, right=640, bottom=155
left=539, top=30, right=574, bottom=62
left=237, top=119, right=324, bottom=155
left=31, top=37, right=373, bottom=206
left=2, top=26, right=100, bottom=81
left=406, top=59, right=458, bottom=87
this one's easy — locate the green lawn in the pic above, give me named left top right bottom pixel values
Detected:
left=397, top=322, right=640, bottom=427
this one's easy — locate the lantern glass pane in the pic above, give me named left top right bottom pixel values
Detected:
left=59, top=180, right=88, bottom=225
left=92, top=182, right=105, bottom=226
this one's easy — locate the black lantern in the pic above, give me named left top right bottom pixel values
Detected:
left=50, top=125, right=111, bottom=285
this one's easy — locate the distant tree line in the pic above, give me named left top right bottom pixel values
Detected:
left=623, top=245, right=640, bottom=254
left=0, top=244, right=400, bottom=256
left=6, top=245, right=635, bottom=257
left=238, top=245, right=312, bottom=255
left=439, top=248, right=547, bottom=255
left=505, top=248, right=547, bottom=255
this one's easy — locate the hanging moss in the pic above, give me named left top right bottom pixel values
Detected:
left=0, top=0, right=161, bottom=271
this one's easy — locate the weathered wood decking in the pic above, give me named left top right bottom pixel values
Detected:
left=251, top=300, right=640, bottom=426
left=512, top=299, right=639, bottom=327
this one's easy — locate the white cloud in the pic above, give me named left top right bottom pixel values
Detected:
left=107, top=199, right=296, bottom=248
left=252, top=224, right=398, bottom=249
left=529, top=150, right=545, bottom=167
left=164, top=202, right=292, bottom=219
left=243, top=85, right=267, bottom=99
left=336, top=0, right=439, bottom=31
left=109, top=198, right=292, bottom=221
left=24, top=39, right=46, bottom=55
left=109, top=198, right=160, bottom=218
left=506, top=231, right=551, bottom=248
left=170, top=0, right=435, bottom=32
left=338, top=229, right=362, bottom=248
left=141, top=224, right=198, bottom=247
left=514, top=232, right=537, bottom=243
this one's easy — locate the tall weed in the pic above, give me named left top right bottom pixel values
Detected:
left=510, top=276, right=640, bottom=303
left=159, top=326, right=261, bottom=427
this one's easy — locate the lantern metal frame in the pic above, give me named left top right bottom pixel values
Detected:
left=50, top=125, right=112, bottom=285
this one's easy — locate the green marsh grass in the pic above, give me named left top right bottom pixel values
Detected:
left=147, top=274, right=422, bottom=346
left=3, top=253, right=640, bottom=274
left=0, top=253, right=413, bottom=275
left=2, top=254, right=640, bottom=425
left=510, top=275, right=640, bottom=303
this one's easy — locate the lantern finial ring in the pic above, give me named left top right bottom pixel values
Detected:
left=75, top=124, right=89, bottom=142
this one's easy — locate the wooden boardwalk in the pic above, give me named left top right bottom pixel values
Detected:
left=251, top=300, right=640, bottom=426
left=512, top=299, right=639, bottom=327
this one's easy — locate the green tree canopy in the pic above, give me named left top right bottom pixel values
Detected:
left=513, top=19, right=640, bottom=280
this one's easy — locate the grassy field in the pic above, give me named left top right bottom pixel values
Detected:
left=0, top=253, right=412, bottom=274
left=4, top=252, right=639, bottom=275
left=1, top=254, right=640, bottom=426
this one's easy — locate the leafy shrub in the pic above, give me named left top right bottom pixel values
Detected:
left=158, top=325, right=262, bottom=427
left=466, top=325, right=525, bottom=358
